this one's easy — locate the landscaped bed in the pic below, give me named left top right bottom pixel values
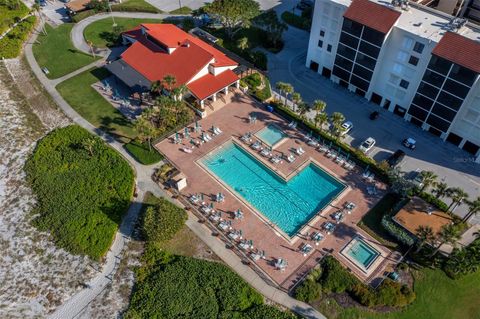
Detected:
left=32, top=23, right=99, bottom=79
left=56, top=67, right=136, bottom=140
left=111, top=0, right=161, bottom=13
left=25, top=125, right=134, bottom=260
left=124, top=140, right=164, bottom=165
left=83, top=17, right=163, bottom=48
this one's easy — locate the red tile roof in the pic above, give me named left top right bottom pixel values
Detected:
left=187, top=70, right=239, bottom=100
left=119, top=24, right=237, bottom=86
left=343, top=0, right=401, bottom=34
left=432, top=32, right=480, bottom=74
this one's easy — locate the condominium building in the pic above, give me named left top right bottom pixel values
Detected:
left=306, top=0, right=480, bottom=162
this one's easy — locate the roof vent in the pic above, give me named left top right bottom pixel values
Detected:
left=182, top=41, right=191, bottom=48
left=413, top=22, right=422, bottom=27
left=391, top=0, right=409, bottom=10
left=448, top=17, right=467, bottom=32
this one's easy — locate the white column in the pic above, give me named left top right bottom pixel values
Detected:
left=200, top=99, right=205, bottom=108
left=212, top=93, right=217, bottom=102
left=236, top=80, right=240, bottom=89
left=224, top=86, right=228, bottom=94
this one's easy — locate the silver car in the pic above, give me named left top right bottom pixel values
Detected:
left=359, top=137, right=376, bottom=153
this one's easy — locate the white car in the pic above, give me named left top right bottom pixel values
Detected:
left=359, top=137, right=376, bottom=153
left=340, top=121, right=353, bottom=136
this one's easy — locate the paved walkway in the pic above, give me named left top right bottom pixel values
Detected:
left=25, top=15, right=326, bottom=319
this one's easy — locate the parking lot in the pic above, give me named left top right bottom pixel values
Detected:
left=267, top=26, right=480, bottom=222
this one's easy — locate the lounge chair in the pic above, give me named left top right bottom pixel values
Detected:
left=287, top=154, right=296, bottom=163
left=311, top=232, right=324, bottom=245
left=251, top=141, right=261, bottom=150
left=189, top=194, right=199, bottom=204
left=182, top=147, right=193, bottom=153
left=300, top=244, right=313, bottom=256
left=295, top=147, right=305, bottom=155
left=270, top=156, right=281, bottom=164
left=260, top=149, right=271, bottom=157
left=308, top=139, right=319, bottom=147
left=367, top=186, right=378, bottom=195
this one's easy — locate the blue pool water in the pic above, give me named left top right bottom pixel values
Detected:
left=255, top=124, right=287, bottom=147
left=202, top=142, right=345, bottom=236
left=346, top=239, right=380, bottom=268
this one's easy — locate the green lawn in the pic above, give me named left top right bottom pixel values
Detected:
left=124, top=140, right=163, bottom=165
left=318, top=268, right=480, bottom=319
left=111, top=0, right=161, bottom=13
left=56, top=67, right=136, bottom=141
left=83, top=17, right=162, bottom=48
left=25, top=125, right=134, bottom=260
left=32, top=23, right=99, bottom=79
left=357, top=193, right=401, bottom=249
left=169, top=6, right=192, bottom=14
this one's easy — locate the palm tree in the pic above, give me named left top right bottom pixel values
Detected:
left=32, top=3, right=47, bottom=36
left=135, top=109, right=157, bottom=151
left=171, top=84, right=187, bottom=101
left=329, top=112, right=345, bottom=138
left=463, top=197, right=480, bottom=223
left=420, top=170, right=438, bottom=192
left=284, top=83, right=294, bottom=108
left=150, top=80, right=162, bottom=96
left=162, top=74, right=177, bottom=93
left=314, top=112, right=328, bottom=130
left=237, top=37, right=249, bottom=51
left=275, top=81, right=286, bottom=103
left=298, top=102, right=309, bottom=119
left=291, top=92, right=301, bottom=113
left=311, top=100, right=326, bottom=114
left=415, top=225, right=434, bottom=253
left=448, top=188, right=469, bottom=213
left=430, top=224, right=461, bottom=257
left=433, top=182, right=449, bottom=199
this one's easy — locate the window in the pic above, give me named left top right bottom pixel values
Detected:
left=320, top=30, right=325, bottom=37
left=339, top=32, right=359, bottom=49
left=397, top=51, right=409, bottom=62
left=327, top=44, right=332, bottom=52
left=413, top=42, right=425, bottom=54
left=408, top=56, right=419, bottom=66
left=355, top=52, right=376, bottom=70
left=342, top=18, right=362, bottom=37
left=449, top=65, right=477, bottom=87
left=399, top=79, right=409, bottom=89
left=427, top=55, right=451, bottom=75
left=361, top=26, right=384, bottom=46
left=337, top=43, right=356, bottom=60
left=334, top=55, right=353, bottom=71
left=318, top=40, right=323, bottom=48
left=402, top=37, right=414, bottom=50
left=359, top=41, right=380, bottom=58
left=392, top=63, right=404, bottom=74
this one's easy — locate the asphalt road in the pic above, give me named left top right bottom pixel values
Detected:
left=266, top=26, right=480, bottom=222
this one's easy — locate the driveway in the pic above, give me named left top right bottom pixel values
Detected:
left=266, top=26, right=480, bottom=223
left=40, top=0, right=70, bottom=26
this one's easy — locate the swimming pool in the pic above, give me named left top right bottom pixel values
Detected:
left=255, top=124, right=287, bottom=147
left=201, top=142, right=345, bottom=236
left=344, top=238, right=380, bottom=270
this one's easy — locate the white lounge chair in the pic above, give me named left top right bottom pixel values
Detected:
left=287, top=154, right=296, bottom=163
left=296, top=147, right=305, bottom=155
left=260, top=149, right=271, bottom=157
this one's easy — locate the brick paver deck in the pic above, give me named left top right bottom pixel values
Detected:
left=156, top=92, right=392, bottom=288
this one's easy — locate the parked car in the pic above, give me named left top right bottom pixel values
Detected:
left=41, top=67, right=49, bottom=75
left=369, top=111, right=380, bottom=120
left=411, top=170, right=425, bottom=189
left=387, top=149, right=406, bottom=167
left=403, top=137, right=416, bottom=150
left=340, top=121, right=353, bottom=136
left=359, top=137, right=376, bottom=153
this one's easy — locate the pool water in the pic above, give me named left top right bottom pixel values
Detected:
left=346, top=239, right=380, bottom=269
left=201, top=142, right=345, bottom=236
left=255, top=124, right=287, bottom=147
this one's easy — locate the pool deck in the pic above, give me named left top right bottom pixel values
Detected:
left=156, top=92, right=397, bottom=289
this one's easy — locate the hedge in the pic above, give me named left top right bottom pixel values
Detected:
left=271, top=101, right=388, bottom=181
left=25, top=125, right=134, bottom=260
left=281, top=11, right=310, bottom=31
left=241, top=73, right=272, bottom=102
left=417, top=191, right=449, bottom=212
left=381, top=215, right=416, bottom=246
left=0, top=15, right=36, bottom=59
left=142, top=197, right=187, bottom=243
left=124, top=140, right=163, bottom=165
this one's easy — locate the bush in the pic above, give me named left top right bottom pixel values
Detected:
left=242, top=305, right=298, bottom=319
left=25, top=125, right=134, bottom=259
left=111, top=0, right=160, bottom=13
left=271, top=102, right=388, bottom=181
left=249, top=51, right=268, bottom=70
left=376, top=280, right=416, bottom=307
left=182, top=17, right=195, bottom=31
left=381, top=215, right=416, bottom=246
left=281, top=11, right=310, bottom=30
left=142, top=198, right=187, bottom=242
left=71, top=9, right=97, bottom=22
left=241, top=73, right=272, bottom=102
left=417, top=191, right=449, bottom=212
left=319, top=256, right=360, bottom=293
left=350, top=284, right=377, bottom=307
left=294, top=279, right=321, bottom=302
left=0, top=15, right=36, bottom=59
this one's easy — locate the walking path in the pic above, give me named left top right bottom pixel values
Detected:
left=24, top=15, right=326, bottom=319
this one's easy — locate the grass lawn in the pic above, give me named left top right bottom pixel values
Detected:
left=111, top=0, right=161, bottom=13
left=124, top=140, right=163, bottom=165
left=32, top=24, right=99, bottom=79
left=169, top=6, right=192, bottom=14
left=56, top=67, right=136, bottom=141
left=357, top=193, right=401, bottom=249
left=317, top=268, right=480, bottom=319
left=83, top=17, right=162, bottom=48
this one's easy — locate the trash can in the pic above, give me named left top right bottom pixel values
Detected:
left=266, top=105, right=274, bottom=112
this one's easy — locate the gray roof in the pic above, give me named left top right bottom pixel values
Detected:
left=105, top=59, right=151, bottom=93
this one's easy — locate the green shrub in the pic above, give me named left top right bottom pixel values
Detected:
left=0, top=15, right=36, bottom=59
left=182, top=17, right=195, bottom=31
left=242, top=73, right=262, bottom=88
left=281, top=11, right=310, bottom=30
left=350, top=284, right=377, bottom=307
left=111, top=0, right=160, bottom=13
left=124, top=140, right=163, bottom=165
left=319, top=256, right=360, bottom=293
left=417, top=191, right=449, bottom=212
left=142, top=198, right=187, bottom=242
left=25, top=125, right=134, bottom=259
left=242, top=305, right=298, bottom=319
left=376, top=280, right=416, bottom=307
left=294, top=279, right=321, bottom=302
left=71, top=10, right=97, bottom=22
left=249, top=51, right=267, bottom=70
left=381, top=215, right=416, bottom=246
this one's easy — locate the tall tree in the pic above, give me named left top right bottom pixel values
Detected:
left=291, top=92, right=301, bottom=113
left=463, top=197, right=480, bottom=223
left=314, top=112, right=328, bottom=130
left=329, top=112, right=345, bottom=138
left=253, top=9, right=287, bottom=47
left=430, top=224, right=461, bottom=257
left=275, top=81, right=286, bottom=103
left=204, top=0, right=260, bottom=39
left=312, top=100, right=326, bottom=114
left=135, top=109, right=158, bottom=151
left=415, top=225, right=435, bottom=253
left=237, top=36, right=249, bottom=51
left=420, top=170, right=438, bottom=192
left=433, top=182, right=449, bottom=199
left=162, top=74, right=177, bottom=93
left=297, top=102, right=309, bottom=119
left=448, top=188, right=469, bottom=213
left=284, top=83, right=294, bottom=107
left=150, top=80, right=162, bottom=97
